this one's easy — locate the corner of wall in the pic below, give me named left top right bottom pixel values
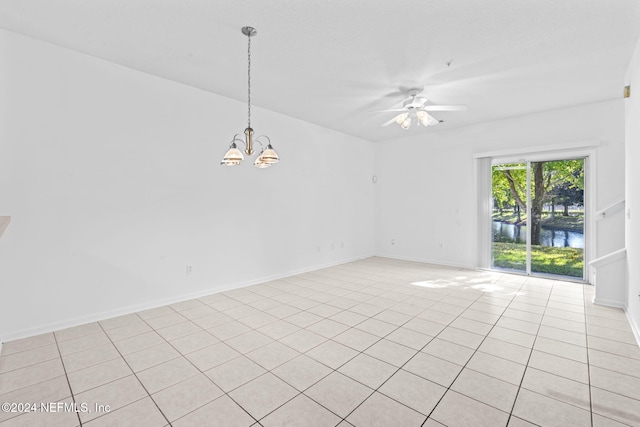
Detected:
left=624, top=32, right=640, bottom=349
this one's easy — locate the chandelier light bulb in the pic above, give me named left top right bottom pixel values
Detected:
left=416, top=110, right=439, bottom=127
left=259, top=144, right=280, bottom=164
left=400, top=117, right=412, bottom=130
left=395, top=112, right=409, bottom=124
left=416, top=111, right=428, bottom=126
left=254, top=153, right=273, bottom=168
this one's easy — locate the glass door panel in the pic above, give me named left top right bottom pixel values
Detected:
left=491, top=163, right=528, bottom=273
left=529, top=159, right=584, bottom=278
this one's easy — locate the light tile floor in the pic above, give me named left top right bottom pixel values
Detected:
left=1, top=257, right=640, bottom=426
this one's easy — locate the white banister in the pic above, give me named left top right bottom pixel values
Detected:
left=596, top=200, right=625, bottom=221
left=589, top=248, right=627, bottom=268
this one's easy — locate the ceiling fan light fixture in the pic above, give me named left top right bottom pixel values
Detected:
left=400, top=117, right=412, bottom=130
left=395, top=112, right=409, bottom=124
left=379, top=88, right=466, bottom=130
left=416, top=110, right=439, bottom=127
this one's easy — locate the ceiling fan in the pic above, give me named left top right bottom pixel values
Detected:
left=377, top=88, right=467, bottom=129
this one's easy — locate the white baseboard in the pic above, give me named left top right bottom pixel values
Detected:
left=0, top=253, right=374, bottom=344
left=592, top=297, right=627, bottom=309
left=374, top=253, right=475, bottom=271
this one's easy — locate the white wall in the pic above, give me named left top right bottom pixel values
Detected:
left=0, top=30, right=375, bottom=341
left=625, top=36, right=640, bottom=342
left=1, top=26, right=632, bottom=344
left=374, top=99, right=625, bottom=269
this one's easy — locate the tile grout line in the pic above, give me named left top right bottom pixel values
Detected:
left=582, top=291, right=640, bottom=426
left=92, top=317, right=172, bottom=427
left=163, top=292, right=370, bottom=425
left=241, top=271, right=459, bottom=424
left=505, top=279, right=555, bottom=426
left=0, top=346, right=63, bottom=377
left=52, top=332, right=83, bottom=427
left=358, top=274, right=539, bottom=424
left=245, top=276, right=427, bottom=424
left=77, top=309, right=253, bottom=424
left=325, top=275, right=502, bottom=425
left=419, top=276, right=529, bottom=426
left=584, top=286, right=595, bottom=427
left=6, top=259, right=640, bottom=425
left=217, top=281, right=366, bottom=425
left=134, top=306, right=265, bottom=426
left=142, top=289, right=351, bottom=425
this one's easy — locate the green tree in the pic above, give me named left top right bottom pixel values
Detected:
left=549, top=162, right=584, bottom=216
left=492, top=159, right=584, bottom=245
left=493, top=164, right=526, bottom=222
left=492, top=168, right=515, bottom=214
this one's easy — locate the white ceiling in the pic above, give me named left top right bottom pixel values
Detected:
left=1, top=0, right=639, bottom=142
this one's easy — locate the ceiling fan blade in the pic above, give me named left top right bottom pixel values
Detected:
left=422, top=105, right=468, bottom=111
left=372, top=108, right=407, bottom=113
left=382, top=117, right=399, bottom=127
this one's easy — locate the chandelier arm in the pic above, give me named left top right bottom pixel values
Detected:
left=251, top=136, right=265, bottom=152
left=230, top=134, right=267, bottom=152
left=231, top=134, right=245, bottom=147
left=254, top=135, right=271, bottom=147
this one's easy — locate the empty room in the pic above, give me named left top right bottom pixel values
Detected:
left=1, top=1, right=640, bottom=426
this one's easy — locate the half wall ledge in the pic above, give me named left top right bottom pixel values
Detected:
left=589, top=248, right=627, bottom=307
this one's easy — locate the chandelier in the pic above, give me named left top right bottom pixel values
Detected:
left=221, top=26, right=279, bottom=168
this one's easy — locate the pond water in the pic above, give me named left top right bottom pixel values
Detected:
left=492, top=221, right=584, bottom=249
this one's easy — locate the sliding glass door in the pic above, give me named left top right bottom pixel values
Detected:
left=491, top=158, right=585, bottom=279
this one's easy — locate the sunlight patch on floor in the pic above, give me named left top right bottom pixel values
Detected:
left=410, top=280, right=456, bottom=289
left=468, top=283, right=504, bottom=292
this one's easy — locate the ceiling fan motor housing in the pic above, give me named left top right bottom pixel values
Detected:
left=404, top=97, right=429, bottom=109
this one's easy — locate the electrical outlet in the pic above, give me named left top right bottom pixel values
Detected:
left=186, top=265, right=193, bottom=275
left=391, top=239, right=395, bottom=245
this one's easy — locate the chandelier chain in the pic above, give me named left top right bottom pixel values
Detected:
left=247, top=31, right=252, bottom=129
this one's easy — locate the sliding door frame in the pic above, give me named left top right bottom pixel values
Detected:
left=475, top=143, right=597, bottom=283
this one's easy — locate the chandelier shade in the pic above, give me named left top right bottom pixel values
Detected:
left=220, top=140, right=244, bottom=166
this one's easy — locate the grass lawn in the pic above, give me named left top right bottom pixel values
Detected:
left=492, top=242, right=583, bottom=278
